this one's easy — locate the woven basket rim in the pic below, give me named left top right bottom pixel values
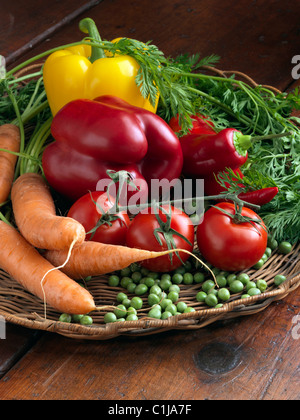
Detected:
left=1, top=64, right=299, bottom=340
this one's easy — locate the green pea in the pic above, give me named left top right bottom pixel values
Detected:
left=148, top=307, right=161, bottom=319
left=116, top=318, right=126, bottom=322
left=161, top=311, right=173, bottom=320
left=131, top=271, right=142, bottom=283
left=237, top=273, right=250, bottom=285
left=126, top=314, right=138, bottom=321
left=168, top=291, right=179, bottom=303
left=114, top=304, right=127, bottom=318
left=72, top=314, right=84, bottom=323
left=241, top=294, right=250, bottom=299
left=169, top=284, right=180, bottom=293
left=104, top=312, right=117, bottom=323
left=131, top=296, right=143, bottom=310
left=148, top=293, right=161, bottom=306
left=248, top=287, right=262, bottom=296
left=174, top=266, right=186, bottom=275
left=126, top=282, right=137, bottom=293
left=217, top=288, right=230, bottom=301
left=176, top=301, right=188, bottom=313
left=150, top=284, right=162, bottom=295
left=108, top=275, right=120, bottom=287
left=274, top=274, right=286, bottom=286
left=205, top=293, right=218, bottom=307
left=120, top=276, right=132, bottom=288
left=147, top=271, right=160, bottom=280
left=227, top=274, right=237, bottom=285
left=253, top=259, right=264, bottom=269
left=144, top=277, right=155, bottom=287
left=278, top=241, right=292, bottom=254
left=135, top=283, right=148, bottom=295
left=116, top=292, right=127, bottom=302
left=184, top=261, right=193, bottom=271
left=267, top=237, right=278, bottom=250
left=165, top=303, right=177, bottom=315
left=215, top=304, right=223, bottom=308
left=127, top=306, right=137, bottom=315
left=216, top=274, right=227, bottom=287
left=184, top=307, right=195, bottom=313
left=59, top=313, right=72, bottom=323
left=229, top=280, right=244, bottom=294
left=120, top=267, right=131, bottom=277
left=183, top=272, right=194, bottom=285
left=130, top=263, right=141, bottom=273
left=264, top=247, right=272, bottom=258
left=160, top=277, right=172, bottom=291
left=257, top=279, right=268, bottom=292
left=80, top=315, right=93, bottom=325
left=246, top=281, right=257, bottom=291
left=202, top=279, right=216, bottom=294
left=160, top=298, right=173, bottom=310
left=194, top=272, right=205, bottom=284
left=261, top=253, right=268, bottom=263
left=161, top=273, right=171, bottom=282
left=140, top=267, right=150, bottom=276
left=196, top=291, right=207, bottom=302
left=172, top=273, right=183, bottom=284
left=122, top=298, right=131, bottom=308
left=158, top=291, right=167, bottom=300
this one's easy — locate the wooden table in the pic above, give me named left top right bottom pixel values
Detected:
left=0, top=0, right=299, bottom=401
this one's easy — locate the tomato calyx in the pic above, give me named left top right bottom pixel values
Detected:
left=86, top=191, right=128, bottom=240
left=210, top=201, right=267, bottom=235
left=106, top=169, right=139, bottom=202
left=152, top=204, right=193, bottom=264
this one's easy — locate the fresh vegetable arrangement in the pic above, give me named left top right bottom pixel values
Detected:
left=0, top=17, right=298, bottom=327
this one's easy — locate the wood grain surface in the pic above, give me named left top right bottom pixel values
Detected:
left=0, top=0, right=299, bottom=401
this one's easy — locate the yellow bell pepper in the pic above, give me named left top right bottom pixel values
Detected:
left=43, top=18, right=159, bottom=116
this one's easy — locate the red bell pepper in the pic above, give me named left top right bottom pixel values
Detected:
left=169, top=113, right=216, bottom=136
left=180, top=128, right=252, bottom=178
left=42, top=95, right=183, bottom=202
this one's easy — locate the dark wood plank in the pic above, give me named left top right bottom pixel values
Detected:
left=0, top=323, right=42, bottom=378
left=1, top=0, right=299, bottom=401
left=1, top=0, right=102, bottom=66
left=7, top=0, right=300, bottom=91
left=0, top=289, right=299, bottom=400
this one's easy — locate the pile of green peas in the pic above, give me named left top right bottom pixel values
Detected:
left=58, top=238, right=292, bottom=324
left=104, top=262, right=200, bottom=323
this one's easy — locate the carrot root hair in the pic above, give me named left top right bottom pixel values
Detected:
left=40, top=237, right=78, bottom=319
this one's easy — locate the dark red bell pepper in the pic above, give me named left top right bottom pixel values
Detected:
left=180, top=128, right=252, bottom=178
left=42, top=95, right=183, bottom=202
left=169, top=113, right=216, bottom=136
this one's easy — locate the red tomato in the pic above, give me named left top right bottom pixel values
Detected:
left=126, top=205, right=195, bottom=272
left=196, top=202, right=268, bottom=271
left=68, top=191, right=130, bottom=245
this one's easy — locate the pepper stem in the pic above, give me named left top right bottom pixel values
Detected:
left=234, top=130, right=292, bottom=156
left=79, top=17, right=106, bottom=62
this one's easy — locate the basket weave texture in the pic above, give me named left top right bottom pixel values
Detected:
left=0, top=65, right=299, bottom=340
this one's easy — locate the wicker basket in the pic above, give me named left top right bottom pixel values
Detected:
left=0, top=64, right=299, bottom=340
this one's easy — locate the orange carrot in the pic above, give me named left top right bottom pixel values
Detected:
left=44, top=241, right=208, bottom=280
left=0, top=124, right=20, bottom=204
left=11, top=172, right=86, bottom=250
left=0, top=221, right=95, bottom=315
